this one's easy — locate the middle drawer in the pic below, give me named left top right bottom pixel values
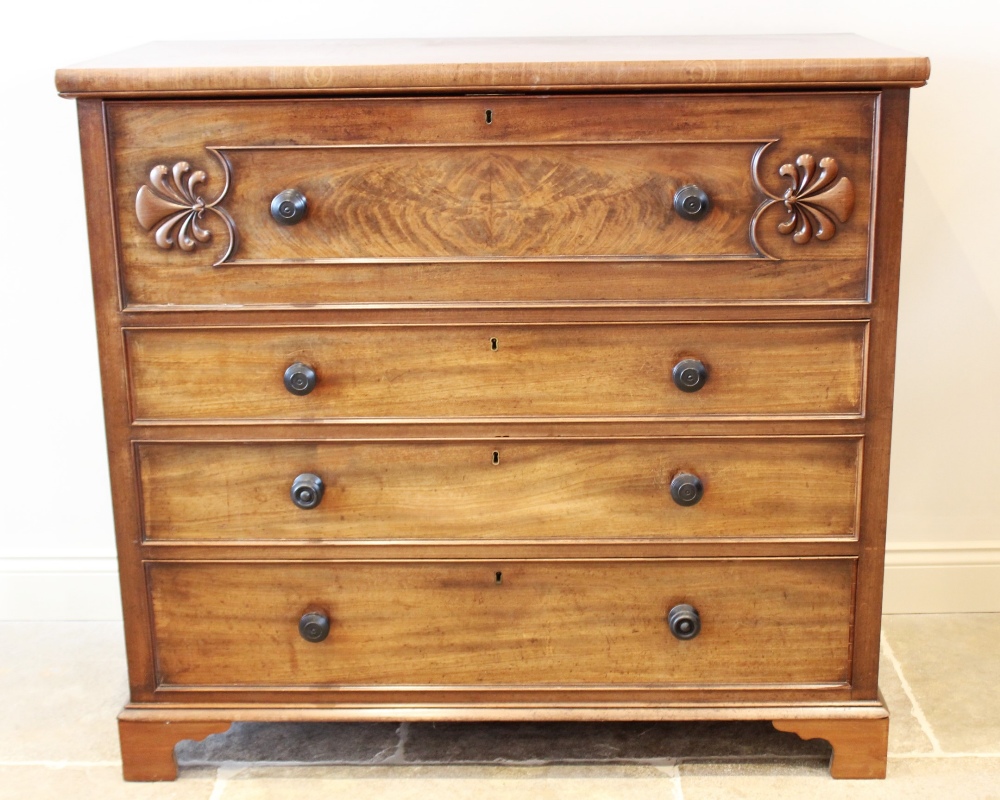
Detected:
left=126, top=322, right=866, bottom=421
left=137, top=437, right=861, bottom=543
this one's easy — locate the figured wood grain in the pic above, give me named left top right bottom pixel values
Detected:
left=126, top=322, right=867, bottom=421
left=226, top=142, right=761, bottom=261
left=107, top=93, right=875, bottom=307
left=137, top=437, right=862, bottom=542
left=147, top=559, right=855, bottom=687
left=55, top=35, right=930, bottom=97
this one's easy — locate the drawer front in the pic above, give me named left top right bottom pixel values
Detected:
left=138, top=438, right=862, bottom=542
left=126, top=322, right=866, bottom=421
left=148, top=559, right=855, bottom=687
left=110, top=93, right=875, bottom=306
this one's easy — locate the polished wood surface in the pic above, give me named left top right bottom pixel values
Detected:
left=61, top=36, right=924, bottom=781
left=774, top=716, right=890, bottom=779
left=118, top=719, right=231, bottom=781
left=148, top=559, right=855, bottom=687
left=108, top=93, right=875, bottom=307
left=227, top=142, right=766, bottom=260
left=848, top=88, right=911, bottom=703
left=126, top=322, right=866, bottom=421
left=138, top=437, right=861, bottom=542
left=55, top=35, right=930, bottom=97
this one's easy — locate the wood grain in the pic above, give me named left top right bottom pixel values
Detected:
left=75, top=100, right=160, bottom=704
left=773, top=716, right=889, bottom=779
left=147, top=558, right=856, bottom=687
left=850, top=89, right=911, bottom=701
left=55, top=35, right=930, bottom=97
left=118, top=718, right=231, bottom=781
left=137, top=437, right=862, bottom=542
left=126, top=322, right=867, bottom=421
left=60, top=38, right=925, bottom=782
left=107, top=93, right=875, bottom=307
left=225, top=142, right=762, bottom=261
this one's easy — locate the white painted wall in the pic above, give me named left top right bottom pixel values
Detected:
left=1, top=1, right=997, bottom=618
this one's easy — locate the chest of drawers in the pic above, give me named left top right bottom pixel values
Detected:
left=57, top=35, right=928, bottom=781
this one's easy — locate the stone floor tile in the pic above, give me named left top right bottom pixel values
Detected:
left=883, top=614, right=1000, bottom=752
left=177, top=722, right=402, bottom=764
left=218, top=764, right=674, bottom=800
left=0, top=765, right=215, bottom=800
left=879, top=647, right=935, bottom=754
left=0, top=622, right=127, bottom=762
left=680, top=756, right=1000, bottom=799
left=401, top=721, right=828, bottom=763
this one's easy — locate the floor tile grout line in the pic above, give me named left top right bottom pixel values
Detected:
left=210, top=764, right=241, bottom=799
left=881, top=628, right=944, bottom=754
left=672, top=767, right=685, bottom=800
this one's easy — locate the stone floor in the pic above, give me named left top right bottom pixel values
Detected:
left=1, top=615, right=998, bottom=798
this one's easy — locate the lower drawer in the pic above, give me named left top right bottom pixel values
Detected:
left=148, top=559, right=855, bottom=688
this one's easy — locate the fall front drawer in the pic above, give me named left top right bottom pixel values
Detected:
left=137, top=437, right=862, bottom=542
left=126, top=322, right=867, bottom=421
left=111, top=92, right=875, bottom=307
left=147, top=558, right=855, bottom=688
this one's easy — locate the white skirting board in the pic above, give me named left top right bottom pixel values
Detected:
left=1, top=545, right=998, bottom=620
left=881, top=541, right=1000, bottom=614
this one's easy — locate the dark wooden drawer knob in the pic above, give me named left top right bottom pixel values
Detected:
left=291, top=473, right=324, bottom=509
left=672, top=358, right=707, bottom=392
left=670, top=472, right=704, bottom=506
left=668, top=604, right=701, bottom=640
left=298, top=612, right=330, bottom=643
left=271, top=189, right=308, bottom=225
left=283, top=362, right=317, bottom=395
left=673, top=184, right=710, bottom=220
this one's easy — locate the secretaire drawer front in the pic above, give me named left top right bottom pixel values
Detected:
left=138, top=438, right=862, bottom=542
left=148, top=559, right=855, bottom=688
left=126, top=322, right=866, bottom=421
left=109, top=93, right=876, bottom=307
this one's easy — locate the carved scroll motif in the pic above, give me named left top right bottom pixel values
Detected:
left=751, top=148, right=856, bottom=250
left=135, top=152, right=236, bottom=265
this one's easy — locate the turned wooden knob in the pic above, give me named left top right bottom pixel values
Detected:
left=299, top=612, right=330, bottom=643
left=673, top=184, right=710, bottom=220
left=271, top=189, right=308, bottom=225
left=291, top=473, right=324, bottom=509
left=668, top=604, right=701, bottom=640
left=670, top=472, right=704, bottom=506
left=672, top=358, right=707, bottom=392
left=283, top=362, right=316, bottom=396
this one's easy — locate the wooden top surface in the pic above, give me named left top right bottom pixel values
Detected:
left=56, top=35, right=930, bottom=97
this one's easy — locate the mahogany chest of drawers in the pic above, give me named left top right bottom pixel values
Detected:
left=57, top=36, right=929, bottom=781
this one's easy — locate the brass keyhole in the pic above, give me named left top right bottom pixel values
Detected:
left=492, top=450, right=500, bottom=465
left=495, top=571, right=503, bottom=584
left=485, top=109, right=493, bottom=124
left=490, top=337, right=498, bottom=351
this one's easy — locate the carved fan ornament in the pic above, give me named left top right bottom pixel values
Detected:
left=751, top=147, right=857, bottom=251
left=135, top=154, right=236, bottom=264
left=778, top=154, right=856, bottom=244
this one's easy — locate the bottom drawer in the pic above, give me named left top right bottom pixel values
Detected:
left=148, top=559, right=855, bottom=688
